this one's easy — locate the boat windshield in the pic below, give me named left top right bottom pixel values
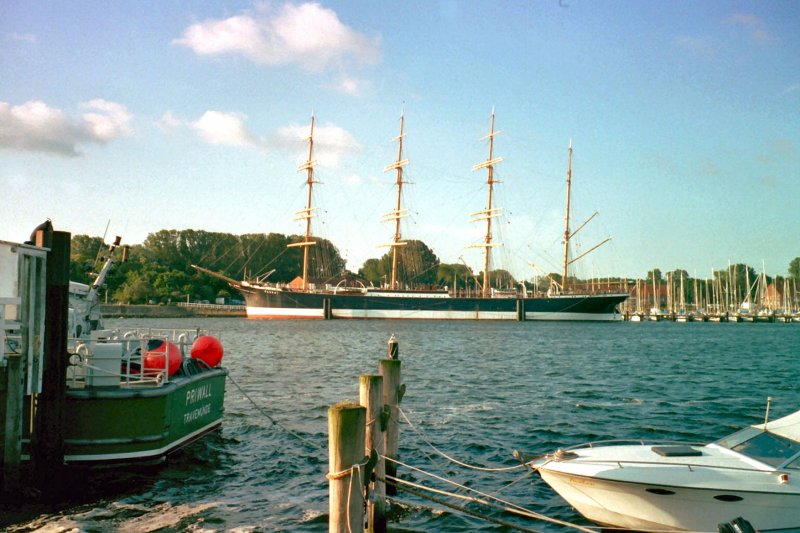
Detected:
left=721, top=430, right=800, bottom=468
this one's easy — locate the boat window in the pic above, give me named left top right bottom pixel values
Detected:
left=730, top=431, right=800, bottom=468
left=784, top=454, right=800, bottom=470
left=715, top=427, right=762, bottom=449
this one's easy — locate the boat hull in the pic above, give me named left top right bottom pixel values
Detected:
left=63, top=368, right=227, bottom=465
left=539, top=469, right=800, bottom=531
left=240, top=288, right=627, bottom=321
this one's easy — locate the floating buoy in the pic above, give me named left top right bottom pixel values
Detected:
left=191, top=336, right=224, bottom=367
left=143, top=340, right=182, bottom=376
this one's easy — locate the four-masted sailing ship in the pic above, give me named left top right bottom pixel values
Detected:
left=201, top=112, right=628, bottom=320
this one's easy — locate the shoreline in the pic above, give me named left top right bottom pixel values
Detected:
left=99, top=303, right=246, bottom=318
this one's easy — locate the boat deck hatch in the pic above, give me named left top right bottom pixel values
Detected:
left=652, top=445, right=702, bottom=457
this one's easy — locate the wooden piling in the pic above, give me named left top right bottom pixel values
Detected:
left=360, top=374, right=386, bottom=533
left=32, top=229, right=70, bottom=495
left=328, top=402, right=366, bottom=533
left=379, top=353, right=402, bottom=496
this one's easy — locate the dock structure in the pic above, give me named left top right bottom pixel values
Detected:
left=327, top=335, right=403, bottom=533
left=1, top=236, right=48, bottom=494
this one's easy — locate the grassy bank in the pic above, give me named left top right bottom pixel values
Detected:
left=99, top=303, right=246, bottom=318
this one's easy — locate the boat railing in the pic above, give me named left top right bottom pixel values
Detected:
left=580, top=457, right=778, bottom=475
left=553, top=440, right=780, bottom=475
left=562, top=439, right=704, bottom=450
left=67, top=328, right=216, bottom=389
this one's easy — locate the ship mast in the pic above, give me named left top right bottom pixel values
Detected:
left=381, top=111, right=409, bottom=289
left=469, top=110, right=503, bottom=298
left=559, top=141, right=611, bottom=294
left=287, top=114, right=318, bottom=290
left=562, top=140, right=573, bottom=294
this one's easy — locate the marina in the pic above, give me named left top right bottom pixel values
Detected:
left=3, top=1, right=799, bottom=530
left=622, top=269, right=800, bottom=323
left=2, top=317, right=798, bottom=531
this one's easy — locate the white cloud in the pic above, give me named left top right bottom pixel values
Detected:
left=337, top=76, right=373, bottom=96
left=157, top=111, right=184, bottom=130
left=81, top=99, right=133, bottom=141
left=174, top=2, right=381, bottom=71
left=724, top=12, right=771, bottom=43
left=191, top=110, right=263, bottom=148
left=276, top=120, right=361, bottom=167
left=0, top=99, right=132, bottom=157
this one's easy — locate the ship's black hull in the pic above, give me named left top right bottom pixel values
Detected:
left=238, top=287, right=627, bottom=321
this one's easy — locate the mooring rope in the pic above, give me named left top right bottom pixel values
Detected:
left=326, top=454, right=370, bottom=480
left=383, top=476, right=542, bottom=533
left=398, top=406, right=527, bottom=472
left=384, top=456, right=596, bottom=532
left=225, top=372, right=323, bottom=450
left=386, top=461, right=706, bottom=533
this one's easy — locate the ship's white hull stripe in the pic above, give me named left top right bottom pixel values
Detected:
left=247, top=306, right=620, bottom=321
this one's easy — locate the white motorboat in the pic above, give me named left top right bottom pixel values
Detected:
left=515, top=409, right=800, bottom=531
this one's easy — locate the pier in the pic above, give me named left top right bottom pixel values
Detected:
left=325, top=335, right=599, bottom=532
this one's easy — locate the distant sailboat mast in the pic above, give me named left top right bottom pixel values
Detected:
left=470, top=110, right=503, bottom=298
left=382, top=111, right=409, bottom=289
left=562, top=140, right=573, bottom=293
left=288, top=113, right=318, bottom=291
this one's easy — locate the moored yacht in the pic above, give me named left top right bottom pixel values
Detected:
left=515, top=409, right=800, bottom=531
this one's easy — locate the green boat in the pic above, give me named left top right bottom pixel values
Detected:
left=2, top=228, right=227, bottom=472
left=61, top=234, right=228, bottom=465
left=63, top=329, right=227, bottom=465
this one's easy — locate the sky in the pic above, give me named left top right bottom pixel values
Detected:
left=1, top=0, right=798, bottom=281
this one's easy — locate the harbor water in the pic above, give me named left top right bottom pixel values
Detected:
left=2, top=319, right=799, bottom=532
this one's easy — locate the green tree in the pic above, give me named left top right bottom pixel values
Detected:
left=436, top=263, right=473, bottom=289
left=113, top=269, right=154, bottom=304
left=489, top=269, right=517, bottom=289
left=69, top=235, right=105, bottom=284
left=359, top=258, right=386, bottom=286
left=359, top=239, right=440, bottom=288
left=646, top=269, right=663, bottom=283
left=790, top=257, right=800, bottom=282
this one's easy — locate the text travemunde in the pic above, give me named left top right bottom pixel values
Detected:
left=184, top=403, right=211, bottom=424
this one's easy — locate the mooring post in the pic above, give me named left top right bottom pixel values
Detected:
left=379, top=335, right=402, bottom=496
left=328, top=402, right=366, bottom=533
left=32, top=229, right=70, bottom=495
left=360, top=374, right=386, bottom=533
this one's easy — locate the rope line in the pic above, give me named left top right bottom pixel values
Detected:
left=385, top=460, right=708, bottom=533
left=327, top=455, right=370, bottom=481
left=384, top=456, right=595, bottom=532
left=398, top=406, right=527, bottom=472
left=225, top=373, right=324, bottom=450
left=383, top=478, right=542, bottom=533
left=347, top=462, right=364, bottom=533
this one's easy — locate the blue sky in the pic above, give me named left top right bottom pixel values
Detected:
left=2, top=0, right=798, bottom=280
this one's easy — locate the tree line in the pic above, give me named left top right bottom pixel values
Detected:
left=68, top=229, right=800, bottom=305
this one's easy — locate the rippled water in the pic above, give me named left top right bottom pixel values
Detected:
left=2, top=319, right=799, bottom=532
